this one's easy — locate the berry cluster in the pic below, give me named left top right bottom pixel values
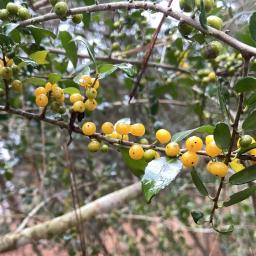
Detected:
left=79, top=120, right=256, bottom=178
left=34, top=83, right=65, bottom=114
left=0, top=2, right=31, bottom=22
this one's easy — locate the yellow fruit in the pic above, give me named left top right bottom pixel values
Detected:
left=230, top=159, right=245, bottom=173
left=155, top=151, right=160, bottom=159
left=101, top=122, right=114, bottom=134
left=165, top=142, right=180, bottom=157
left=34, top=87, right=47, bottom=97
left=56, top=94, right=65, bottom=104
left=205, top=135, right=214, bottom=145
left=206, top=141, right=222, bottom=157
left=80, top=75, right=92, bottom=87
left=116, top=123, right=130, bottom=135
left=130, top=123, right=145, bottom=137
left=185, top=136, right=203, bottom=152
left=88, top=140, right=101, bottom=152
left=12, top=80, right=22, bottom=92
left=36, top=94, right=48, bottom=107
left=180, top=151, right=199, bottom=168
left=207, top=161, right=228, bottom=177
left=122, top=134, right=129, bottom=141
left=109, top=131, right=122, bottom=140
left=91, top=78, right=100, bottom=89
left=72, top=101, right=85, bottom=113
left=155, top=129, right=171, bottom=144
left=70, top=93, right=83, bottom=104
left=208, top=71, right=216, bottom=81
left=45, top=82, right=53, bottom=93
left=84, top=99, right=97, bottom=111
left=86, top=87, right=97, bottom=99
left=52, top=86, right=64, bottom=99
left=82, top=122, right=96, bottom=136
left=129, top=144, right=144, bottom=160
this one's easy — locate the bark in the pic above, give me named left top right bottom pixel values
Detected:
left=0, top=182, right=141, bottom=253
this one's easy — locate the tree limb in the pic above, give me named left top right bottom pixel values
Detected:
left=0, top=182, right=142, bottom=253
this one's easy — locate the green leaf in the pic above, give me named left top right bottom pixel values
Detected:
left=3, top=23, right=19, bottom=35
left=217, top=83, right=230, bottom=122
left=73, top=66, right=90, bottom=84
left=235, top=77, right=256, bottom=93
left=28, top=25, right=56, bottom=44
left=114, top=63, right=136, bottom=77
left=214, top=122, right=231, bottom=150
left=48, top=73, right=62, bottom=84
left=242, top=111, right=256, bottom=131
left=29, top=50, right=49, bottom=65
left=82, top=13, right=91, bottom=29
left=172, top=125, right=214, bottom=142
left=141, top=157, right=182, bottom=202
left=212, top=224, right=234, bottom=234
left=0, top=33, right=14, bottom=47
left=98, top=64, right=117, bottom=79
left=199, top=0, right=207, bottom=30
left=59, top=31, right=78, bottom=68
left=13, top=56, right=38, bottom=68
left=249, top=12, right=256, bottom=41
left=191, top=211, right=204, bottom=224
left=223, top=186, right=256, bottom=207
left=191, top=169, right=208, bottom=196
left=237, top=142, right=256, bottom=155
left=64, top=87, right=80, bottom=95
left=229, top=165, right=256, bottom=185
left=23, top=77, right=46, bottom=86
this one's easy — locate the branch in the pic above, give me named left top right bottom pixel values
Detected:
left=0, top=105, right=255, bottom=161
left=0, top=182, right=141, bottom=252
left=18, top=1, right=256, bottom=57
left=47, top=47, right=190, bottom=74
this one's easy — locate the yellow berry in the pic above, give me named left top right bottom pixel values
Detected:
left=165, top=142, right=180, bottom=157
left=130, top=123, right=145, bottom=137
left=156, top=129, right=171, bottom=144
left=36, top=94, right=48, bottom=107
left=208, top=71, right=216, bottom=81
left=180, top=151, right=199, bottom=168
left=129, top=144, right=144, bottom=160
left=91, top=78, right=100, bottom=89
left=56, top=93, right=65, bottom=104
left=12, top=80, right=22, bottom=92
left=185, top=136, right=203, bottom=152
left=82, top=122, right=96, bottom=136
left=84, top=99, right=97, bottom=111
left=109, top=131, right=122, bottom=140
left=116, top=123, right=130, bottom=135
left=207, top=161, right=228, bottom=177
left=70, top=93, right=83, bottom=104
left=101, top=122, right=114, bottom=134
left=144, top=149, right=156, bottom=162
left=45, top=82, right=53, bottom=93
left=122, top=134, right=129, bottom=141
left=88, top=140, right=101, bottom=152
left=72, top=101, right=85, bottom=113
left=52, top=86, right=64, bottom=99
left=205, top=135, right=214, bottom=145
left=206, top=141, right=222, bottom=157
left=86, top=88, right=97, bottom=99
left=155, top=151, right=160, bottom=159
left=34, top=87, right=47, bottom=97
left=79, top=75, right=92, bottom=87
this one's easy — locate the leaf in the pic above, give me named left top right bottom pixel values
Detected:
left=234, top=77, right=256, bottom=93
left=13, top=56, right=38, bottom=68
left=237, top=142, right=256, bottom=155
left=120, top=147, right=147, bottom=177
left=242, top=111, right=256, bottom=131
left=73, top=66, right=90, bottom=84
left=98, top=64, right=117, bottom=79
left=114, top=63, right=136, bottom=77
left=214, top=122, right=231, bottom=150
left=23, top=77, right=45, bottom=86
left=0, top=33, right=14, bottom=47
left=172, top=125, right=214, bottom=142
left=191, top=169, right=208, bottom=196
left=27, top=25, right=56, bottom=44
left=229, top=165, right=256, bottom=185
left=141, top=157, right=182, bottom=202
left=223, top=186, right=256, bottom=207
left=212, top=224, right=234, bottom=234
left=217, top=83, right=230, bottom=122
left=59, top=31, right=78, bottom=68
left=48, top=73, right=62, bottom=84
left=3, top=23, right=19, bottom=35
left=199, top=0, right=207, bottom=30
left=191, top=211, right=204, bottom=224
left=249, top=12, right=256, bottom=41
left=64, top=87, right=80, bottom=95
left=29, top=50, right=49, bottom=65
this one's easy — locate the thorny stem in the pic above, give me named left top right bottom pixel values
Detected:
left=209, top=56, right=251, bottom=225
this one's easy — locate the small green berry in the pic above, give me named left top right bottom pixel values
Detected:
left=72, top=14, right=83, bottom=24
left=0, top=9, right=9, bottom=21
left=17, top=6, right=31, bottom=20
left=6, top=3, right=19, bottom=15
left=88, top=140, right=101, bottom=152
left=86, top=88, right=97, bottom=99
left=101, top=144, right=109, bottom=153
left=54, top=1, right=68, bottom=18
